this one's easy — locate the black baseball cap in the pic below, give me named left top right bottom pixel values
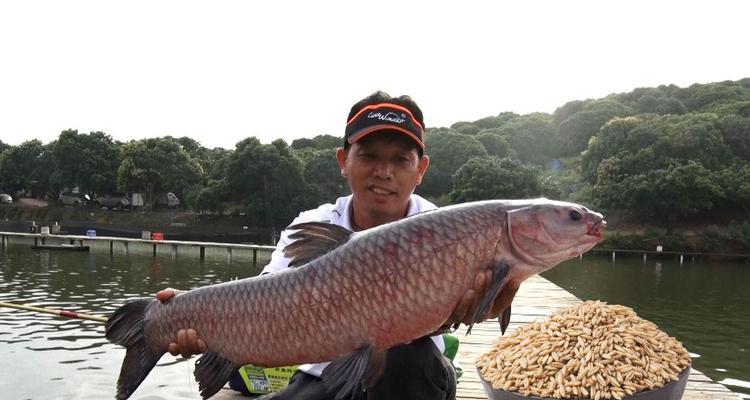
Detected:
left=344, top=102, right=425, bottom=150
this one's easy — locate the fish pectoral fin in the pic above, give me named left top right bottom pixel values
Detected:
left=194, top=350, right=239, bottom=399
left=467, top=260, right=512, bottom=335
left=284, top=222, right=354, bottom=268
left=321, top=344, right=387, bottom=400
left=494, top=281, right=520, bottom=335
left=500, top=305, right=512, bottom=335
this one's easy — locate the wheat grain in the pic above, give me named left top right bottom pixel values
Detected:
left=476, top=301, right=691, bottom=399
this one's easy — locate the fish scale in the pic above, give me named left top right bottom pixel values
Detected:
left=106, top=199, right=605, bottom=400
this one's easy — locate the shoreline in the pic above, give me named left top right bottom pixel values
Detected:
left=1, top=203, right=748, bottom=254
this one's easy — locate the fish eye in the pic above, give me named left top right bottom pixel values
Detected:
left=569, top=210, right=582, bottom=221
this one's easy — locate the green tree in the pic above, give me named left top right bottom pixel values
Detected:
left=594, top=161, right=724, bottom=223
left=172, top=136, right=205, bottom=158
left=582, top=113, right=735, bottom=184
left=581, top=117, right=643, bottom=183
left=552, top=100, right=588, bottom=125
left=476, top=131, right=515, bottom=159
left=187, top=146, right=232, bottom=213
left=226, top=138, right=314, bottom=227
left=680, top=82, right=750, bottom=111
left=718, top=114, right=750, bottom=161
left=0, top=140, right=53, bottom=197
left=450, top=121, right=482, bottom=135
left=449, top=157, right=542, bottom=203
left=50, top=130, right=120, bottom=195
left=299, top=148, right=348, bottom=204
left=635, top=95, right=687, bottom=115
left=496, top=113, right=559, bottom=164
left=203, top=147, right=232, bottom=180
left=419, top=130, right=487, bottom=198
left=709, top=100, right=750, bottom=117
left=472, top=113, right=517, bottom=130
left=291, top=134, right=340, bottom=150
left=558, top=99, right=633, bottom=155
left=117, top=138, right=203, bottom=206
left=311, top=134, right=341, bottom=149
left=188, top=178, right=229, bottom=215
left=662, top=113, right=732, bottom=170
left=290, top=138, right=316, bottom=150
left=716, top=164, right=750, bottom=216
left=172, top=136, right=211, bottom=168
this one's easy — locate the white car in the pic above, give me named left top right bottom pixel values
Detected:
left=0, top=193, right=12, bottom=204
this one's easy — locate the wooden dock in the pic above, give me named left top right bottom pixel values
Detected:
left=452, top=275, right=742, bottom=400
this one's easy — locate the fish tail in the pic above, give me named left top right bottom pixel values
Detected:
left=105, top=299, right=164, bottom=400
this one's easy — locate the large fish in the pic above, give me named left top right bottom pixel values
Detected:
left=105, top=199, right=605, bottom=400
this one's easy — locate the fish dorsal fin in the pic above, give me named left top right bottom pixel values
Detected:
left=284, top=222, right=354, bottom=268
left=322, top=344, right=387, bottom=400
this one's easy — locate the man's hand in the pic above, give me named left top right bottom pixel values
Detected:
left=156, top=288, right=207, bottom=358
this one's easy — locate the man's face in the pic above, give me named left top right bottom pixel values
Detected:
left=336, top=133, right=429, bottom=222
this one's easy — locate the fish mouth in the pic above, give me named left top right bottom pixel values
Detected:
left=587, top=219, right=607, bottom=238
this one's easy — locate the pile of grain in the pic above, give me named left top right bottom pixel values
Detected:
left=476, top=301, right=691, bottom=399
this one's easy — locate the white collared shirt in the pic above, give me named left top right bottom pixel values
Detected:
left=261, top=194, right=444, bottom=377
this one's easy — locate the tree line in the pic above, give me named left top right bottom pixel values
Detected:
left=1, top=78, right=748, bottom=231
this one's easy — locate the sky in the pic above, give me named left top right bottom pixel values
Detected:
left=1, top=0, right=748, bottom=150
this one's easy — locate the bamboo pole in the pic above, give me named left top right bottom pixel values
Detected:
left=0, top=301, right=108, bottom=323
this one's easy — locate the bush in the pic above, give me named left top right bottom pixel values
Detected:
left=0, top=204, right=21, bottom=219
left=47, top=207, right=64, bottom=222
left=601, top=229, right=697, bottom=252
left=601, top=232, right=648, bottom=250
left=662, top=232, right=689, bottom=252
left=728, top=223, right=750, bottom=252
left=700, top=225, right=727, bottom=252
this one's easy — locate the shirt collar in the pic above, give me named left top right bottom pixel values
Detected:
left=339, top=195, right=418, bottom=231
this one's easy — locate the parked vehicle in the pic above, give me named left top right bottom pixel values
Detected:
left=94, top=192, right=144, bottom=210
left=0, top=193, right=12, bottom=204
left=156, top=192, right=180, bottom=208
left=58, top=192, right=89, bottom=207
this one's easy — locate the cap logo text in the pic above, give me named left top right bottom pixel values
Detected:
left=367, top=111, right=406, bottom=124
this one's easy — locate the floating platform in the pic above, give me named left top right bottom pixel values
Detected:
left=30, top=244, right=90, bottom=251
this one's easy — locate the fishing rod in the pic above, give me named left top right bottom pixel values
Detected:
left=0, top=301, right=108, bottom=323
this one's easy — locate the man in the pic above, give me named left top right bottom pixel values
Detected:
left=158, top=91, right=499, bottom=399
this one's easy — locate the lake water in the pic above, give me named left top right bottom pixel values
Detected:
left=1, top=245, right=748, bottom=399
left=0, top=245, right=264, bottom=400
